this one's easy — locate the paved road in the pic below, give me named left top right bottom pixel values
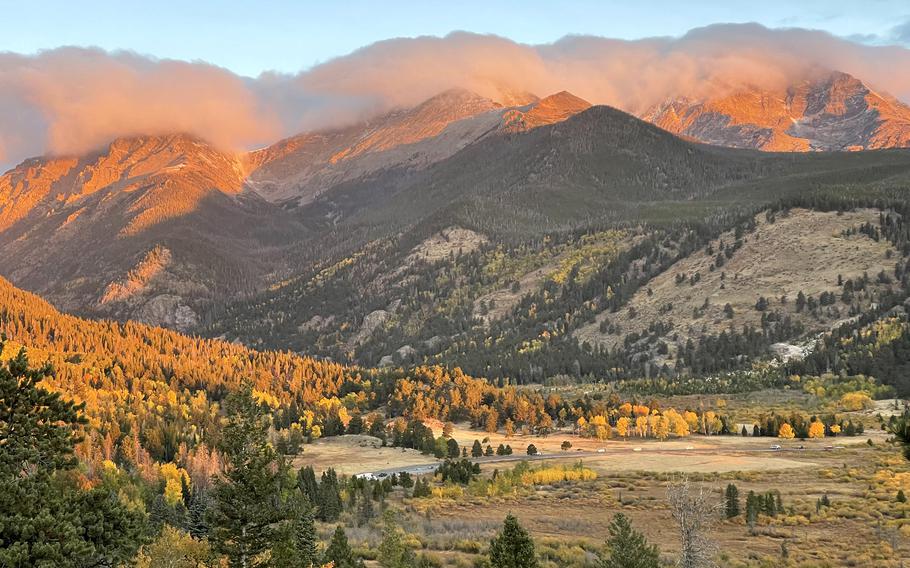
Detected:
left=357, top=444, right=841, bottom=478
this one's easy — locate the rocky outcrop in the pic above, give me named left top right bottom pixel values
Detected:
left=643, top=71, right=910, bottom=151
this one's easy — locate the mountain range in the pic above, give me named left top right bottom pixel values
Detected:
left=1, top=66, right=910, bottom=365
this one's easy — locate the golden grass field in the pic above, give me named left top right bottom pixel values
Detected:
left=295, top=400, right=908, bottom=567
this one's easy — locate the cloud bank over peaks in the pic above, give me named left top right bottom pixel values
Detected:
left=3, top=23, right=910, bottom=169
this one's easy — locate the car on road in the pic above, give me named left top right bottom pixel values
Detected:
left=685, top=446, right=695, bottom=450
left=597, top=448, right=606, bottom=453
left=770, top=445, right=782, bottom=451
left=633, top=447, right=642, bottom=452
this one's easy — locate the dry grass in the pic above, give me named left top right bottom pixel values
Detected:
left=290, top=434, right=440, bottom=475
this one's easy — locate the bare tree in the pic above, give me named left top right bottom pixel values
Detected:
left=667, top=477, right=719, bottom=568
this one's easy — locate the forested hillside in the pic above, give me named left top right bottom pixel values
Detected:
left=210, top=191, right=910, bottom=395
left=0, top=275, right=578, bottom=469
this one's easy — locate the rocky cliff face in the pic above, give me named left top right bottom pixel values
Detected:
left=643, top=71, right=910, bottom=151
left=0, top=134, right=298, bottom=329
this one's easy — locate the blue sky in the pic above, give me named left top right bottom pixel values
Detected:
left=2, top=0, right=909, bottom=77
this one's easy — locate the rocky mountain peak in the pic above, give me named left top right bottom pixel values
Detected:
left=642, top=70, right=910, bottom=151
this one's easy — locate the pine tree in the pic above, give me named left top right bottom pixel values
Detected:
left=887, top=408, right=910, bottom=461
left=763, top=492, right=777, bottom=517
left=269, top=520, right=300, bottom=568
left=357, top=486, right=375, bottom=526
left=323, top=525, right=361, bottom=568
left=297, top=466, right=319, bottom=503
left=318, top=468, right=343, bottom=521
left=0, top=346, right=143, bottom=567
left=598, top=512, right=660, bottom=568
left=447, top=438, right=460, bottom=458
left=724, top=484, right=740, bottom=518
left=488, top=513, right=539, bottom=568
left=186, top=488, right=210, bottom=539
left=745, top=491, right=759, bottom=529
left=378, top=511, right=416, bottom=567
left=208, top=383, right=290, bottom=568
left=411, top=477, right=431, bottom=498
left=347, top=414, right=364, bottom=435
left=472, top=439, right=484, bottom=457
left=295, top=502, right=319, bottom=568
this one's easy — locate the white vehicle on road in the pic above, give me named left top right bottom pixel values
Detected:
left=770, top=445, right=782, bottom=451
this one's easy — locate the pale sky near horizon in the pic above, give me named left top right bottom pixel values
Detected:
left=1, top=0, right=909, bottom=77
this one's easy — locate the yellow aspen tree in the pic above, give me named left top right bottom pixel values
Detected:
left=653, top=415, right=670, bottom=440
left=616, top=416, right=631, bottom=439
left=576, top=416, right=588, bottom=434
left=635, top=415, right=649, bottom=438
left=684, top=411, right=699, bottom=433
left=808, top=421, right=826, bottom=439
left=778, top=423, right=795, bottom=439
left=595, top=417, right=612, bottom=440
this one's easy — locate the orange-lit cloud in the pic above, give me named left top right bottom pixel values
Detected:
left=0, top=47, right=279, bottom=164
left=3, top=24, right=910, bottom=169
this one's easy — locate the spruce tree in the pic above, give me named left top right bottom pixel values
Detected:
left=411, top=478, right=431, bottom=498
left=347, top=414, right=364, bottom=435
left=488, top=513, right=539, bottom=568
left=295, top=500, right=319, bottom=567
left=186, top=488, right=210, bottom=539
left=472, top=439, right=484, bottom=457
left=317, top=468, right=343, bottom=521
left=323, top=525, right=361, bottom=568
left=297, top=466, right=319, bottom=503
left=887, top=408, right=910, bottom=461
left=598, top=512, right=659, bottom=568
left=377, top=511, right=416, bottom=568
left=724, top=484, right=740, bottom=518
left=208, top=383, right=290, bottom=567
left=0, top=347, right=143, bottom=567
left=269, top=520, right=300, bottom=568
left=357, top=486, right=375, bottom=526
left=745, top=491, right=759, bottom=529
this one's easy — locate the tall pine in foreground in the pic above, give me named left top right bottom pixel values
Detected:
left=598, top=513, right=660, bottom=568
left=488, top=513, right=539, bottom=568
left=295, top=502, right=319, bottom=567
left=323, top=525, right=362, bottom=568
left=0, top=345, right=143, bottom=566
left=208, top=383, right=290, bottom=568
